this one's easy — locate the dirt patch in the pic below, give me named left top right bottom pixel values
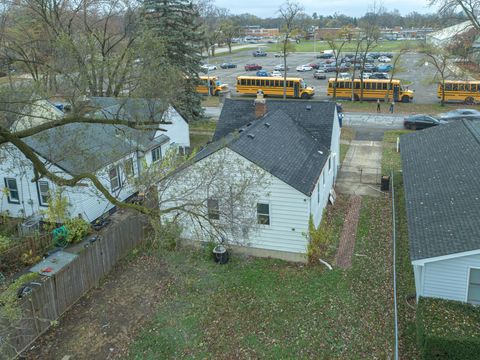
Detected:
left=23, top=253, right=168, bottom=360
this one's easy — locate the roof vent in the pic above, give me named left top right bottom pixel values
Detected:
left=247, top=134, right=255, bottom=139
left=238, top=129, right=244, bottom=133
left=306, top=105, right=312, bottom=111
left=264, top=122, right=271, bottom=128
left=246, top=122, right=253, bottom=127
left=318, top=150, right=323, bottom=155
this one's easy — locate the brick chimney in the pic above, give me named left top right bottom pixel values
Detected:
left=254, top=90, right=267, bottom=118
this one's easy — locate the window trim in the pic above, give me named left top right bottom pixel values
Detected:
left=207, top=198, right=220, bottom=220
left=328, top=156, right=332, bottom=172
left=257, top=202, right=270, bottom=226
left=36, top=180, right=50, bottom=207
left=466, top=267, right=480, bottom=304
left=4, top=178, right=20, bottom=204
left=108, top=165, right=122, bottom=191
left=152, top=146, right=162, bottom=163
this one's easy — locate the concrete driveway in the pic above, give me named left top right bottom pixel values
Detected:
left=336, top=128, right=385, bottom=197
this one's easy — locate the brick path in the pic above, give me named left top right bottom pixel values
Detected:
left=335, top=195, right=362, bottom=269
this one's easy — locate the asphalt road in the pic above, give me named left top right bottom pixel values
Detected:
left=205, top=48, right=440, bottom=104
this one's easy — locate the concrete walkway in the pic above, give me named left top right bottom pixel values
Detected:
left=336, top=135, right=383, bottom=197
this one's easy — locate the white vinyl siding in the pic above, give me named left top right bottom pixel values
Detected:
left=160, top=148, right=311, bottom=254
left=419, top=253, right=480, bottom=302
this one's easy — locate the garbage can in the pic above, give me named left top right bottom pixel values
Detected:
left=381, top=175, right=390, bottom=191
left=212, top=245, right=229, bottom=264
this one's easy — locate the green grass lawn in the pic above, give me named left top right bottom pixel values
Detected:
left=382, top=130, right=420, bottom=359
left=128, top=194, right=395, bottom=359
left=340, top=126, right=356, bottom=165
left=266, top=40, right=421, bottom=54
left=190, top=133, right=212, bottom=149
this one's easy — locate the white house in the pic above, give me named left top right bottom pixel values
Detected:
left=0, top=98, right=189, bottom=222
left=401, top=120, right=480, bottom=304
left=160, top=96, right=340, bottom=262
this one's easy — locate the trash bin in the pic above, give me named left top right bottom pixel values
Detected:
left=381, top=175, right=390, bottom=191
left=212, top=245, right=229, bottom=264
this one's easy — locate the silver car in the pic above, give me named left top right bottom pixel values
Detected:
left=438, top=109, right=480, bottom=121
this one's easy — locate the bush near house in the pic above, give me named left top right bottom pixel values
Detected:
left=417, top=297, right=480, bottom=360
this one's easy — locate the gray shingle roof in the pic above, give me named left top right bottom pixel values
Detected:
left=23, top=99, right=170, bottom=174
left=213, top=99, right=336, bottom=149
left=401, top=120, right=480, bottom=261
left=196, top=108, right=331, bottom=196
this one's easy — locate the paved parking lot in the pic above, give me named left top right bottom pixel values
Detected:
left=205, top=48, right=440, bottom=104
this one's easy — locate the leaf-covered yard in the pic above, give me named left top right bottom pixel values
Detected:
left=128, top=195, right=395, bottom=359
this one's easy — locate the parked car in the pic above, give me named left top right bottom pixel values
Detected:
left=368, top=52, right=381, bottom=59
left=364, top=63, right=377, bottom=71
left=403, top=115, right=447, bottom=130
left=296, top=64, right=313, bottom=72
left=325, top=58, right=336, bottom=64
left=379, top=52, right=393, bottom=58
left=256, top=70, right=270, bottom=77
left=316, top=53, right=333, bottom=59
left=365, top=56, right=375, bottom=63
left=271, top=71, right=283, bottom=77
left=378, top=56, right=392, bottom=63
left=361, top=72, right=371, bottom=79
left=337, top=63, right=351, bottom=71
left=338, top=72, right=351, bottom=79
left=245, top=64, right=262, bottom=71
left=220, top=62, right=237, bottom=69
left=377, top=64, right=393, bottom=72
left=307, top=62, right=320, bottom=69
left=273, top=64, right=289, bottom=71
left=274, top=52, right=285, bottom=57
left=313, top=69, right=326, bottom=79
left=253, top=50, right=267, bottom=57
left=200, top=64, right=217, bottom=72
left=323, top=64, right=337, bottom=73
left=369, top=72, right=389, bottom=79
left=438, top=109, right=480, bottom=121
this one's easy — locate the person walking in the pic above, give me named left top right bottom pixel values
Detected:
left=389, top=101, right=395, bottom=113
left=376, top=99, right=381, bottom=113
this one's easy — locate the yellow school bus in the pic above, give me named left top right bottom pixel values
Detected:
left=437, top=80, right=480, bottom=104
left=327, top=78, right=414, bottom=103
left=236, top=76, right=315, bottom=99
left=196, top=76, right=228, bottom=96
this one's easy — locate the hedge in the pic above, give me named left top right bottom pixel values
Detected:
left=417, top=297, right=480, bottom=359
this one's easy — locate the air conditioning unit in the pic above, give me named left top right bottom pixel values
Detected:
left=18, top=214, right=42, bottom=236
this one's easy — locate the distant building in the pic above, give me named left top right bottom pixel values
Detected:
left=426, top=21, right=473, bottom=47
left=243, top=26, right=279, bottom=38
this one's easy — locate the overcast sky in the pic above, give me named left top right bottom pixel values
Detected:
left=214, top=0, right=435, bottom=17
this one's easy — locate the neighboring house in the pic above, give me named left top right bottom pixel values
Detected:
left=426, top=21, right=474, bottom=48
left=160, top=96, right=340, bottom=262
left=401, top=120, right=480, bottom=304
left=0, top=98, right=189, bottom=222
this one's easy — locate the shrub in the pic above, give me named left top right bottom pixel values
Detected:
left=307, top=214, right=333, bottom=264
left=0, top=234, right=11, bottom=252
left=65, top=217, right=91, bottom=244
left=417, top=297, right=480, bottom=360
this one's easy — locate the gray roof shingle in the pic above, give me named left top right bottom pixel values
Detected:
left=196, top=108, right=331, bottom=196
left=23, top=98, right=170, bottom=174
left=213, top=99, right=336, bottom=149
left=400, top=120, right=480, bottom=261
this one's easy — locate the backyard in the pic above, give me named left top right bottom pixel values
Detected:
left=16, top=131, right=423, bottom=359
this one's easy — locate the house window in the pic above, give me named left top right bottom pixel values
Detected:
left=37, top=180, right=50, bottom=206
left=207, top=198, right=219, bottom=220
left=124, top=158, right=134, bottom=178
left=4, top=178, right=19, bottom=203
left=109, top=165, right=121, bottom=191
left=152, top=146, right=162, bottom=162
left=257, top=203, right=270, bottom=225
left=467, top=268, right=480, bottom=304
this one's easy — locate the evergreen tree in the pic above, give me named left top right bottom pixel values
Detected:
left=143, top=0, right=205, bottom=121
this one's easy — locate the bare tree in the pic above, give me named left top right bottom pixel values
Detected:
left=419, top=44, right=455, bottom=105
left=429, top=0, right=480, bottom=30
left=278, top=1, right=303, bottom=99
left=325, top=27, right=351, bottom=100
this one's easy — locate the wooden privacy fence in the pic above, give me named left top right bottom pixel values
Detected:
left=1, top=213, right=150, bottom=359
